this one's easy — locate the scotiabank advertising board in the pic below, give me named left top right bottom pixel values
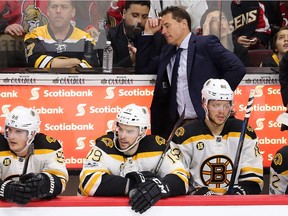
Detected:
left=0, top=73, right=284, bottom=168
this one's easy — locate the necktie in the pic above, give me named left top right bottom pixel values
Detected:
left=170, top=48, right=183, bottom=120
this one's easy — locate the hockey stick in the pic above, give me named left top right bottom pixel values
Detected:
left=227, top=89, right=255, bottom=194
left=21, top=144, right=34, bottom=176
left=154, top=106, right=186, bottom=174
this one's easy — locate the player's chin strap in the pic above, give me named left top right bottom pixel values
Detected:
left=14, top=137, right=34, bottom=155
left=113, top=129, right=147, bottom=153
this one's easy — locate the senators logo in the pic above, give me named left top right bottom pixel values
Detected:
left=21, top=0, right=49, bottom=32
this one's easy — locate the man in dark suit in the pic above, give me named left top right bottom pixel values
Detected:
left=107, top=0, right=165, bottom=67
left=135, top=6, right=246, bottom=139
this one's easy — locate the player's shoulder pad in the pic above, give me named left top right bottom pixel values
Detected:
left=33, top=133, right=62, bottom=150
left=172, top=121, right=204, bottom=144
left=0, top=133, right=10, bottom=151
left=95, top=132, right=117, bottom=153
left=271, top=146, right=288, bottom=173
left=137, top=135, right=166, bottom=152
left=226, top=118, right=257, bottom=139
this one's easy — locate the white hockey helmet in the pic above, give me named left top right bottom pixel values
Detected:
left=116, top=103, right=150, bottom=132
left=114, top=104, right=150, bottom=153
left=4, top=106, right=41, bottom=145
left=201, top=78, right=234, bottom=106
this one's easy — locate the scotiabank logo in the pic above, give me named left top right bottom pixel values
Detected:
left=76, top=104, right=86, bottom=116
left=254, top=86, right=264, bottom=98
left=75, top=137, right=86, bottom=150
left=30, top=87, right=41, bottom=100
left=105, top=87, right=115, bottom=99
left=118, top=88, right=154, bottom=96
left=255, top=118, right=265, bottom=130
left=0, top=104, right=11, bottom=117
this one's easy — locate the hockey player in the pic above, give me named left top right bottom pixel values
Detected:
left=170, top=78, right=263, bottom=195
left=78, top=103, right=189, bottom=213
left=24, top=0, right=98, bottom=68
left=269, top=146, right=288, bottom=194
left=0, top=106, right=68, bottom=205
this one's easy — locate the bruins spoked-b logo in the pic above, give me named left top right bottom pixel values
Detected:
left=200, top=155, right=233, bottom=188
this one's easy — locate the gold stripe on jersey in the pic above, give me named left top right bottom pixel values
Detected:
left=35, top=55, right=52, bottom=68
left=34, top=149, right=56, bottom=155
left=0, top=150, right=17, bottom=157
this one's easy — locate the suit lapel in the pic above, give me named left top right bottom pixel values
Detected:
left=187, top=35, right=196, bottom=81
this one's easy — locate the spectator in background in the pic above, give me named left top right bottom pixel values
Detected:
left=107, top=0, right=165, bottom=67
left=269, top=145, right=288, bottom=194
left=0, top=1, right=24, bottom=36
left=277, top=50, right=288, bottom=131
left=135, top=6, right=245, bottom=139
left=0, top=106, right=68, bottom=205
left=107, top=0, right=208, bottom=33
left=200, top=7, right=249, bottom=66
left=261, top=26, right=288, bottom=67
left=170, top=78, right=264, bottom=195
left=107, top=0, right=149, bottom=67
left=24, top=0, right=99, bottom=68
left=78, top=104, right=189, bottom=214
left=230, top=0, right=271, bottom=50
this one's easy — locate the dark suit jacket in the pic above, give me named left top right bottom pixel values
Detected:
left=108, top=22, right=166, bottom=67
left=279, top=56, right=288, bottom=107
left=136, top=33, right=246, bottom=139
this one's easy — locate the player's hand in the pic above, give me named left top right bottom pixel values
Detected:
left=21, top=173, right=56, bottom=199
left=227, top=185, right=247, bottom=195
left=129, top=177, right=171, bottom=214
left=192, top=187, right=215, bottom=195
left=0, top=180, right=32, bottom=205
left=125, top=171, right=156, bottom=193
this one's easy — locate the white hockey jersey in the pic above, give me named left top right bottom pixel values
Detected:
left=170, top=118, right=264, bottom=195
left=269, top=145, right=288, bottom=194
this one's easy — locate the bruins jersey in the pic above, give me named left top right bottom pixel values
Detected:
left=170, top=118, right=263, bottom=195
left=24, top=24, right=96, bottom=68
left=78, top=132, right=190, bottom=196
left=269, top=146, right=288, bottom=194
left=0, top=133, right=68, bottom=194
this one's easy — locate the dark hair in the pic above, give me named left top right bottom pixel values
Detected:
left=160, top=6, right=192, bottom=31
left=272, top=26, right=288, bottom=53
left=124, top=0, right=151, bottom=10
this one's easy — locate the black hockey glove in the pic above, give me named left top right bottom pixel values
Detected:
left=0, top=180, right=32, bottom=205
left=21, top=173, right=57, bottom=199
left=227, top=185, right=247, bottom=195
left=129, top=177, right=171, bottom=214
left=192, top=187, right=215, bottom=196
left=125, top=171, right=156, bottom=193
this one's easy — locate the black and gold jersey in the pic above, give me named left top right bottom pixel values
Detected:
left=24, top=24, right=96, bottom=68
left=78, top=132, right=190, bottom=196
left=170, top=118, right=264, bottom=195
left=269, top=146, right=288, bottom=194
left=0, top=133, right=68, bottom=194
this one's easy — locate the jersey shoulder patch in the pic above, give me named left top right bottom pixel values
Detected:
left=33, top=133, right=62, bottom=150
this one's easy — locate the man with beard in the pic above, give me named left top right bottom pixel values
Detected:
left=107, top=0, right=165, bottom=67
